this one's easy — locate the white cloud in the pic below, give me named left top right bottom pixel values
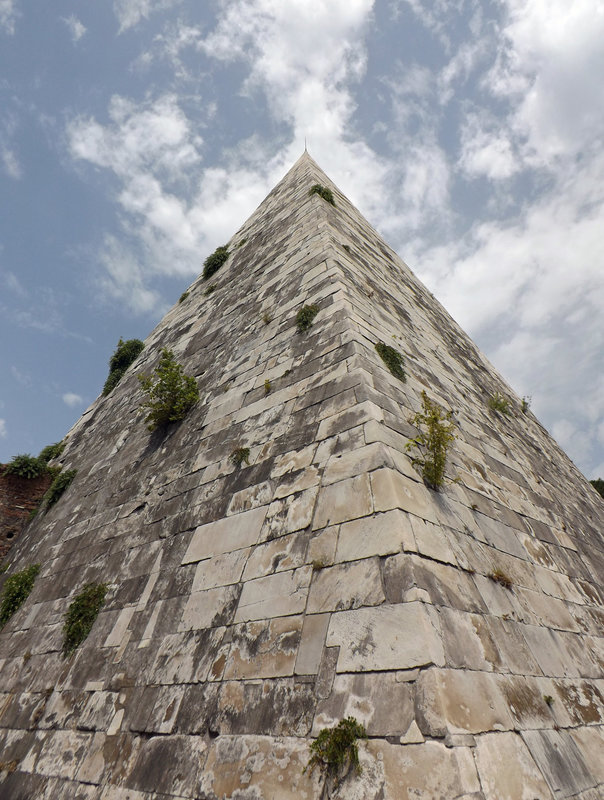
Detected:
left=62, top=392, right=83, bottom=408
left=0, top=0, right=18, bottom=35
left=63, top=15, right=87, bottom=43
left=458, top=112, right=518, bottom=180
left=0, top=419, right=6, bottom=438
left=11, top=366, right=31, bottom=387
left=1, top=144, right=21, bottom=179
left=113, top=0, right=182, bottom=33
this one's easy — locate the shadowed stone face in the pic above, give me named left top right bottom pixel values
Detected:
left=0, top=151, right=602, bottom=798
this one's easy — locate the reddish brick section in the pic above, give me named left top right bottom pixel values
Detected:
left=0, top=467, right=52, bottom=561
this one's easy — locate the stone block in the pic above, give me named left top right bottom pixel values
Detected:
left=224, top=616, right=303, bottom=679
left=326, top=602, right=445, bottom=672
left=242, top=531, right=308, bottom=581
left=149, top=627, right=226, bottom=684
left=336, top=510, right=415, bottom=562
left=440, top=607, right=504, bottom=671
left=191, top=548, right=250, bottom=591
left=307, top=558, right=385, bottom=613
left=521, top=728, right=597, bottom=798
left=295, top=612, right=330, bottom=675
left=214, top=678, right=315, bottom=736
left=475, top=731, right=554, bottom=799
left=314, top=672, right=415, bottom=737
left=179, top=585, right=240, bottom=631
left=125, top=734, right=208, bottom=796
left=312, top=474, right=373, bottom=529
left=371, top=468, right=438, bottom=523
left=410, top=517, right=457, bottom=565
left=322, top=442, right=391, bottom=485
left=235, top=566, right=311, bottom=622
left=181, top=505, right=268, bottom=564
left=261, top=486, right=318, bottom=540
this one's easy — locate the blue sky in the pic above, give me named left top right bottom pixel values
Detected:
left=0, top=0, right=602, bottom=479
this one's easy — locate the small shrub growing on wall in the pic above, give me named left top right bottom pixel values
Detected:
left=138, top=348, right=199, bottom=431
left=230, top=447, right=250, bottom=468
left=488, top=392, right=512, bottom=415
left=203, top=245, right=230, bottom=280
left=309, top=184, right=336, bottom=206
left=0, top=564, right=40, bottom=628
left=296, top=304, right=319, bottom=333
left=406, top=391, right=456, bottom=490
left=38, top=441, right=64, bottom=464
left=375, top=341, right=406, bottom=381
left=305, top=716, right=367, bottom=788
left=62, top=582, right=108, bottom=657
left=103, top=338, right=145, bottom=396
left=44, top=469, right=77, bottom=508
left=4, top=454, right=46, bottom=479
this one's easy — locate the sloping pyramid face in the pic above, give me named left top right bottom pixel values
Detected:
left=1, top=152, right=603, bottom=800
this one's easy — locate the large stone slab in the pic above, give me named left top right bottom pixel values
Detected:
left=182, top=506, right=268, bottom=564
left=234, top=566, right=312, bottom=622
left=326, top=602, right=445, bottom=672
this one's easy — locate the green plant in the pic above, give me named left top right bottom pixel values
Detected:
left=406, top=391, right=456, bottom=490
left=262, top=311, right=273, bottom=325
left=544, top=695, right=554, bottom=706
left=44, top=469, right=77, bottom=508
left=230, top=447, right=250, bottom=468
left=102, top=338, right=145, bottom=396
left=203, top=245, right=229, bottom=280
left=521, top=396, right=531, bottom=414
left=0, top=562, right=8, bottom=575
left=296, top=304, right=319, bottom=333
left=179, top=291, right=189, bottom=303
left=264, top=379, right=272, bottom=395
left=375, top=341, right=406, bottom=381
left=204, top=283, right=217, bottom=296
left=237, top=237, right=248, bottom=248
left=489, top=569, right=513, bottom=589
left=0, top=564, right=40, bottom=628
left=311, top=559, right=326, bottom=571
left=305, top=716, right=367, bottom=785
left=138, top=348, right=199, bottom=431
left=62, top=582, right=108, bottom=657
left=38, top=441, right=64, bottom=464
left=4, top=454, right=45, bottom=479
left=309, top=184, right=335, bottom=206
left=590, top=478, right=604, bottom=499
left=488, top=392, right=512, bottom=415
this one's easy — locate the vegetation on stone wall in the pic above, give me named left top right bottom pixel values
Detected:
left=305, top=716, right=367, bottom=787
left=38, top=441, right=64, bottom=464
left=138, top=348, right=199, bottom=431
left=0, top=564, right=40, bottom=628
left=375, top=341, right=406, bottom=381
left=406, top=391, right=456, bottom=490
left=103, top=338, right=145, bottom=396
left=4, top=454, right=47, bottom=479
left=179, top=291, right=190, bottom=303
left=309, top=184, right=336, bottom=206
left=296, top=304, right=320, bottom=333
left=44, top=469, right=77, bottom=509
left=230, top=447, right=250, bottom=468
left=488, top=391, right=512, bottom=416
left=590, top=478, right=604, bottom=499
left=488, top=569, right=513, bottom=589
left=203, top=245, right=230, bottom=280
left=62, top=582, right=108, bottom=656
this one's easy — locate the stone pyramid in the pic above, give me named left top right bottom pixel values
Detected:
left=1, top=152, right=603, bottom=800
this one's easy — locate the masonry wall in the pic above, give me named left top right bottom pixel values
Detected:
left=0, top=153, right=602, bottom=800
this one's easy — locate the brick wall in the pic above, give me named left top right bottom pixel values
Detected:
left=0, top=468, right=51, bottom=561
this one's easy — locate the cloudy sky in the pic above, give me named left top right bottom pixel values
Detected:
left=0, top=0, right=602, bottom=479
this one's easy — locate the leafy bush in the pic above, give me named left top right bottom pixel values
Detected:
left=0, top=564, right=40, bottom=628
left=102, top=338, right=145, bottom=396
left=179, top=291, right=189, bottom=303
left=488, top=392, right=512, bottom=415
left=375, top=341, right=406, bottom=381
left=488, top=569, right=513, bottom=589
left=305, top=717, right=367, bottom=783
left=203, top=245, right=229, bottom=280
left=38, top=441, right=64, bottom=464
left=590, top=478, right=604, bottom=499
left=230, top=447, right=250, bottom=468
left=4, top=454, right=45, bottom=479
left=44, top=469, right=77, bottom=508
left=309, top=184, right=336, bottom=206
left=296, top=304, right=319, bottom=333
left=62, top=582, right=108, bottom=657
left=406, top=391, right=456, bottom=490
left=138, top=348, right=199, bottom=431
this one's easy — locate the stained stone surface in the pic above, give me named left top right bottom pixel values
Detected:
left=0, top=151, right=603, bottom=799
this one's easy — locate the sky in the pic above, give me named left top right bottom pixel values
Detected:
left=0, top=0, right=602, bottom=479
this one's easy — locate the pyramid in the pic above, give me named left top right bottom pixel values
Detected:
left=1, top=152, right=603, bottom=800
